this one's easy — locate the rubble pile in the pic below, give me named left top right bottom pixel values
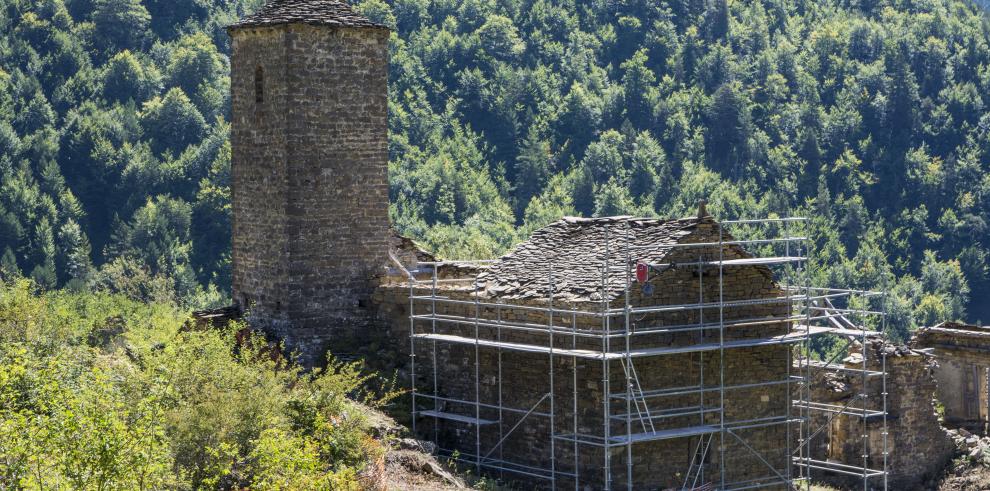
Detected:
left=948, top=428, right=990, bottom=465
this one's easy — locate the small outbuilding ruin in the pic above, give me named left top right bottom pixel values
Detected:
left=915, top=322, right=990, bottom=434
left=806, top=339, right=954, bottom=490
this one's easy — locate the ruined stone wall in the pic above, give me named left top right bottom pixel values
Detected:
left=230, top=24, right=390, bottom=366
left=375, top=225, right=794, bottom=489
left=806, top=341, right=954, bottom=489
left=934, top=355, right=988, bottom=433
left=914, top=326, right=990, bottom=434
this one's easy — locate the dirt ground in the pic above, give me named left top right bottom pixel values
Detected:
left=936, top=462, right=990, bottom=491
left=381, top=447, right=468, bottom=490
left=362, top=406, right=469, bottom=491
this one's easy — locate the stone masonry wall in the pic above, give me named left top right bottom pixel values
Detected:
left=806, top=340, right=954, bottom=490
left=376, top=223, right=794, bottom=489
left=914, top=324, right=990, bottom=434
left=933, top=355, right=989, bottom=433
left=230, top=24, right=391, bottom=366
left=230, top=26, right=291, bottom=349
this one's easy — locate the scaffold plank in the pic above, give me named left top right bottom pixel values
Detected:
left=608, top=424, right=720, bottom=444
left=791, top=401, right=885, bottom=419
left=411, top=333, right=610, bottom=359
left=792, top=458, right=886, bottom=478
left=412, top=328, right=819, bottom=360
left=649, top=256, right=806, bottom=269
left=799, top=359, right=885, bottom=377
left=797, top=324, right=880, bottom=337
left=417, top=410, right=497, bottom=425
left=624, top=329, right=816, bottom=357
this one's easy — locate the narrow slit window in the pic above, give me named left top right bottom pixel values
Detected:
left=255, top=66, right=264, bottom=104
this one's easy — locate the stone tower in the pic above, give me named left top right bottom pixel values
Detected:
left=227, top=0, right=390, bottom=366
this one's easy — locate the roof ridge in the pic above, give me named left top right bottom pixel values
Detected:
left=558, top=215, right=702, bottom=225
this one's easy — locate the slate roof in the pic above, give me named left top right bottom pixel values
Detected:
left=476, top=216, right=708, bottom=302
left=916, top=321, right=990, bottom=339
left=228, top=0, right=387, bottom=30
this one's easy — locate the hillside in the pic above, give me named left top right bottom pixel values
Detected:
left=0, top=0, right=988, bottom=341
left=0, top=280, right=379, bottom=487
left=0, top=280, right=475, bottom=490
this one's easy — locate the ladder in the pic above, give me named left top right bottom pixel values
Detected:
left=621, top=358, right=656, bottom=433
left=682, top=433, right=714, bottom=490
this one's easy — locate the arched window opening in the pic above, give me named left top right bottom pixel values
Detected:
left=255, top=66, right=264, bottom=104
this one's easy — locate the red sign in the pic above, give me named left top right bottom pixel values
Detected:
left=636, top=262, right=649, bottom=283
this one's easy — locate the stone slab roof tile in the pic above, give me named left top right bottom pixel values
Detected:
left=916, top=321, right=990, bottom=340
left=229, top=0, right=387, bottom=30
left=390, top=230, right=435, bottom=264
left=476, top=216, right=703, bottom=302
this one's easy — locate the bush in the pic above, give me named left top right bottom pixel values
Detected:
left=0, top=279, right=396, bottom=489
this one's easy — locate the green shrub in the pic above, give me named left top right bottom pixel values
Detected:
left=0, top=279, right=395, bottom=489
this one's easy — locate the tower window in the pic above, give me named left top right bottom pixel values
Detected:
left=255, top=66, right=264, bottom=104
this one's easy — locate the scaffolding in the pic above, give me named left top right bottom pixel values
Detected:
left=404, top=216, right=890, bottom=490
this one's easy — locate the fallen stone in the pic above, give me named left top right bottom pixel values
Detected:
left=397, top=437, right=436, bottom=454
left=385, top=450, right=466, bottom=488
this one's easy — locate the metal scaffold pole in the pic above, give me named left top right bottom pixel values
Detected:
left=861, top=293, right=868, bottom=491
left=859, top=298, right=870, bottom=491
left=474, top=278, right=481, bottom=475
left=718, top=221, right=727, bottom=490
left=698, top=242, right=706, bottom=486
left=409, top=279, right=417, bottom=437
left=572, top=310, right=579, bottom=491
left=623, top=229, right=633, bottom=491
left=497, top=302, right=504, bottom=481
left=783, top=222, right=801, bottom=483
left=548, top=261, right=557, bottom=489
left=602, top=226, right=612, bottom=491
left=432, top=265, right=439, bottom=445
left=882, top=291, right=890, bottom=491
left=801, top=240, right=812, bottom=491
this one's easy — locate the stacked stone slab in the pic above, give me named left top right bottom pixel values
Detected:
left=227, top=0, right=390, bottom=366
left=380, top=215, right=795, bottom=489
